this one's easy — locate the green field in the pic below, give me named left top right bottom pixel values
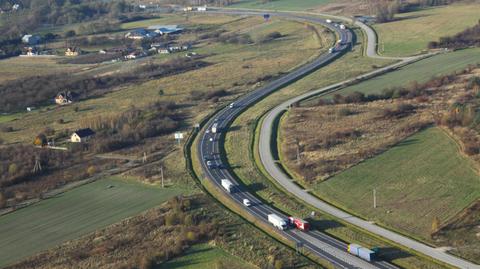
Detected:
left=373, top=4, right=480, bottom=56
left=328, top=48, right=480, bottom=97
left=0, top=177, right=184, bottom=267
left=230, top=0, right=331, bottom=11
left=313, top=128, right=480, bottom=240
left=158, top=244, right=256, bottom=269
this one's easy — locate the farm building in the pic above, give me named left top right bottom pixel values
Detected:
left=125, top=29, right=158, bottom=39
left=22, top=34, right=41, bottom=45
left=147, top=25, right=183, bottom=35
left=71, top=128, right=95, bottom=143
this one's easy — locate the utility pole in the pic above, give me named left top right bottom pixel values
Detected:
left=373, top=188, right=377, bottom=208
left=160, top=165, right=164, bottom=188
left=295, top=139, right=301, bottom=164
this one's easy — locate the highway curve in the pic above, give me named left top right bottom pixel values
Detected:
left=255, top=9, right=480, bottom=269
left=195, top=9, right=398, bottom=269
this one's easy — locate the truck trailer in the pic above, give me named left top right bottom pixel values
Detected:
left=211, top=123, right=218, bottom=133
left=221, top=179, right=234, bottom=193
left=268, top=214, right=288, bottom=230
left=347, top=244, right=376, bottom=262
left=288, top=217, right=310, bottom=231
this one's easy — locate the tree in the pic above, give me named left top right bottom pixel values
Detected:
left=64, top=30, right=76, bottom=38
left=87, top=166, right=96, bottom=176
left=0, top=192, right=6, bottom=208
left=431, top=216, right=440, bottom=236
left=274, top=260, right=284, bottom=269
left=8, top=163, right=17, bottom=175
left=34, top=134, right=47, bottom=146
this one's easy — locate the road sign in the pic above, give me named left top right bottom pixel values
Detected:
left=174, top=132, right=184, bottom=139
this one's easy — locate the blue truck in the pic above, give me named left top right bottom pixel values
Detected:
left=347, top=244, right=377, bottom=262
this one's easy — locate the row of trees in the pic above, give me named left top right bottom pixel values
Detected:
left=429, top=20, right=480, bottom=50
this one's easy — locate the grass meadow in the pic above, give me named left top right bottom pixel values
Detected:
left=0, top=177, right=184, bottom=267
left=230, top=0, right=331, bottom=11
left=313, top=128, right=480, bottom=240
left=373, top=4, right=480, bottom=56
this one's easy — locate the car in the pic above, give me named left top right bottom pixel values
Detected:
left=206, top=129, right=210, bottom=134
left=209, top=137, right=213, bottom=142
left=206, top=160, right=213, bottom=168
left=243, top=199, right=251, bottom=207
left=229, top=102, right=235, bottom=108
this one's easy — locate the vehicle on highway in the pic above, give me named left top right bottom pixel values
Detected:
left=348, top=243, right=377, bottom=262
left=326, top=19, right=332, bottom=23
left=329, top=47, right=334, bottom=53
left=209, top=137, right=213, bottom=142
left=340, top=24, right=346, bottom=30
left=268, top=214, right=288, bottom=230
left=221, top=179, right=234, bottom=193
left=229, top=102, right=235, bottom=108
left=211, top=123, right=218, bottom=133
left=288, top=217, right=310, bottom=231
left=243, top=198, right=251, bottom=207
left=206, top=160, right=214, bottom=168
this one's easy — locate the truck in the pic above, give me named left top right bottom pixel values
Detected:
left=268, top=214, right=288, bottom=230
left=211, top=123, right=218, bottom=133
left=288, top=217, right=310, bottom=231
left=347, top=244, right=376, bottom=262
left=340, top=24, right=346, bottom=30
left=221, top=179, right=234, bottom=193
left=328, top=47, right=334, bottom=53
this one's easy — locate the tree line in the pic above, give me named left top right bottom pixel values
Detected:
left=429, top=20, right=480, bottom=50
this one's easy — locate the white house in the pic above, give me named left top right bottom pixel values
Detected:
left=71, top=128, right=95, bottom=143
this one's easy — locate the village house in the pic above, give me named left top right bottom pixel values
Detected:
left=71, top=128, right=95, bottom=143
left=54, top=91, right=76, bottom=105
left=125, top=29, right=158, bottom=40
left=25, top=47, right=38, bottom=56
left=65, top=47, right=80, bottom=56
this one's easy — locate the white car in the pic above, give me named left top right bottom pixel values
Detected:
left=206, top=129, right=210, bottom=134
left=209, top=137, right=213, bottom=142
left=243, top=199, right=251, bottom=207
left=229, top=102, right=235, bottom=108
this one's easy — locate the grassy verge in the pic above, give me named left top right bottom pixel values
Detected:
left=373, top=4, right=480, bottom=56
left=0, top=177, right=185, bottom=267
left=157, top=243, right=257, bottom=269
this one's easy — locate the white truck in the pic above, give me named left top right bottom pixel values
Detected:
left=340, top=24, right=346, bottom=30
left=268, top=214, right=288, bottom=230
left=211, top=123, right=218, bottom=133
left=221, top=179, right=234, bottom=193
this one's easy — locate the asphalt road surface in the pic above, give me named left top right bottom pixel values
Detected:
left=196, top=10, right=398, bottom=269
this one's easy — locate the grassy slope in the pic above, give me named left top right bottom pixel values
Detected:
left=373, top=4, right=480, bottom=56
left=313, top=127, right=480, bottom=240
left=322, top=48, right=480, bottom=97
left=157, top=243, right=257, bottom=269
left=0, top=177, right=184, bottom=267
left=230, top=0, right=331, bottom=11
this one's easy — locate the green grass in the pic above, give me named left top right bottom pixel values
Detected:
left=313, top=128, right=480, bottom=240
left=373, top=4, right=480, bottom=56
left=0, top=177, right=184, bottom=267
left=157, top=243, right=256, bottom=269
left=329, top=48, right=480, bottom=97
left=230, top=0, right=331, bottom=11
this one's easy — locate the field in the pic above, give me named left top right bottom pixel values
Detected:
left=158, top=243, right=256, bottom=269
left=311, top=48, right=480, bottom=100
left=313, top=128, right=480, bottom=240
left=0, top=177, right=184, bottom=267
left=230, top=0, right=331, bottom=11
left=373, top=4, right=480, bottom=56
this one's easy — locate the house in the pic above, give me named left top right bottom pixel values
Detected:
left=55, top=91, right=76, bottom=105
left=71, top=128, right=95, bottom=143
left=125, top=51, right=146, bottom=60
left=159, top=49, right=170, bottom=54
left=147, top=25, right=183, bottom=35
left=25, top=47, right=38, bottom=56
left=65, top=47, right=80, bottom=56
left=22, top=34, right=41, bottom=45
left=196, top=6, right=207, bottom=12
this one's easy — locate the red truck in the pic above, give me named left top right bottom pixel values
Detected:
left=288, top=217, right=310, bottom=231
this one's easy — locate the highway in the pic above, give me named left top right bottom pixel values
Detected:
left=196, top=10, right=398, bottom=269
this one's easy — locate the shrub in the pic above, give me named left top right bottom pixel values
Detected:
left=87, top=166, right=96, bottom=176
left=0, top=126, right=13, bottom=132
